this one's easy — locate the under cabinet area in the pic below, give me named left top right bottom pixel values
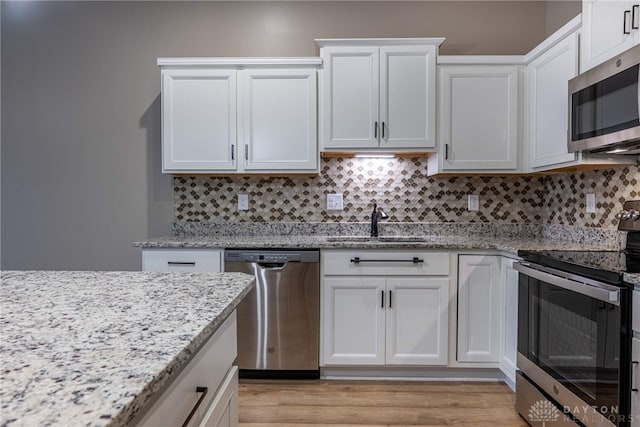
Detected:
left=322, top=250, right=450, bottom=366
left=317, top=39, right=442, bottom=152
left=158, top=58, right=321, bottom=174
left=133, top=311, right=239, bottom=427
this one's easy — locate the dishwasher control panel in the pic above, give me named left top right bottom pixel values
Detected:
left=224, top=250, right=319, bottom=263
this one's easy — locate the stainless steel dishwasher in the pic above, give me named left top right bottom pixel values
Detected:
left=224, top=249, right=320, bottom=379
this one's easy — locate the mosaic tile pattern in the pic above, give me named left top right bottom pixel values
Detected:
left=174, top=157, right=546, bottom=223
left=173, top=160, right=638, bottom=230
left=542, top=165, right=640, bottom=229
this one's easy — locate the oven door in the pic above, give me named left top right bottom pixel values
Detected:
left=515, top=262, right=627, bottom=427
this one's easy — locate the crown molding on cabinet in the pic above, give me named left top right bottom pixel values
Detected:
left=315, top=38, right=446, bottom=47
left=524, top=14, right=582, bottom=63
left=437, top=55, right=526, bottom=65
left=157, top=57, right=323, bottom=68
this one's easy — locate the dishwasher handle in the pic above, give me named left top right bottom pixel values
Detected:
left=256, top=262, right=288, bottom=270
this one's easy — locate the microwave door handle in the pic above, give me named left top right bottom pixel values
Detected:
left=513, top=262, right=620, bottom=306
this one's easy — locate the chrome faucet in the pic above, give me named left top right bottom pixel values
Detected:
left=370, top=202, right=389, bottom=237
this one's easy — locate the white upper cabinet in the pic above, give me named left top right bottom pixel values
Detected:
left=318, top=39, right=443, bottom=152
left=523, top=15, right=633, bottom=172
left=239, top=68, right=317, bottom=171
left=526, top=30, right=580, bottom=169
left=431, top=62, right=520, bottom=173
left=162, top=69, right=237, bottom=172
left=158, top=58, right=321, bottom=175
left=581, top=0, right=640, bottom=73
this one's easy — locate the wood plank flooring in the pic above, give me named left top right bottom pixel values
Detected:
left=238, top=380, right=528, bottom=426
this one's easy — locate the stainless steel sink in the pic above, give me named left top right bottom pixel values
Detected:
left=325, top=236, right=427, bottom=243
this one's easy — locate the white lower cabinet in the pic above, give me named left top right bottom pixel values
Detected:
left=499, top=256, right=519, bottom=388
left=322, top=250, right=450, bottom=366
left=142, top=249, right=223, bottom=272
left=133, top=311, right=238, bottom=427
left=456, top=255, right=501, bottom=363
left=200, top=366, right=239, bottom=427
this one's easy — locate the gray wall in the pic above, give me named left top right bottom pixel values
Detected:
left=1, top=1, right=570, bottom=270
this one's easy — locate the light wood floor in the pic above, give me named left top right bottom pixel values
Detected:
left=238, top=380, right=528, bottom=426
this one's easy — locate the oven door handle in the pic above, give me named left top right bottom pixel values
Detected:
left=514, top=262, right=620, bottom=306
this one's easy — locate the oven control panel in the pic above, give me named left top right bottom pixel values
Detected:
left=619, top=200, right=640, bottom=231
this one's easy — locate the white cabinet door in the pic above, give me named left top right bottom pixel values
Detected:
left=439, top=65, right=519, bottom=170
left=380, top=46, right=437, bottom=149
left=240, top=69, right=317, bottom=172
left=527, top=32, right=579, bottom=169
left=385, top=277, right=449, bottom=366
left=321, top=46, right=379, bottom=149
left=499, top=257, right=519, bottom=387
left=457, top=255, right=501, bottom=363
left=581, top=0, right=640, bottom=73
left=162, top=69, right=237, bottom=173
left=323, top=277, right=386, bottom=365
left=200, top=366, right=239, bottom=427
left=632, top=336, right=640, bottom=427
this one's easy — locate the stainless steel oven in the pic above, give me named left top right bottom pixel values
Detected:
left=515, top=261, right=632, bottom=426
left=514, top=201, right=640, bottom=426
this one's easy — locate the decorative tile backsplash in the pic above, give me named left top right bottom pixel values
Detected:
left=543, top=165, right=639, bottom=228
left=173, top=159, right=639, bottom=230
left=174, top=157, right=545, bottom=223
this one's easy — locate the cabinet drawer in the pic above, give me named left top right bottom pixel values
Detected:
left=323, top=250, right=449, bottom=276
left=634, top=290, right=640, bottom=333
left=142, top=249, right=222, bottom=272
left=134, top=311, right=237, bottom=427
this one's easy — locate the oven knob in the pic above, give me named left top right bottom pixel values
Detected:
left=553, top=385, right=560, bottom=395
left=630, top=209, right=640, bottom=220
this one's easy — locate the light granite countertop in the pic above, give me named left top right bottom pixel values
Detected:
left=133, top=232, right=640, bottom=285
left=0, top=270, right=255, bottom=427
left=133, top=234, right=617, bottom=254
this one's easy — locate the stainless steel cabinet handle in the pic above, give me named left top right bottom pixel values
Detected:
left=382, top=122, right=386, bottom=139
left=350, top=257, right=424, bottom=264
left=445, top=144, right=449, bottom=160
left=374, top=121, right=379, bottom=139
left=381, top=290, right=385, bottom=308
left=245, top=144, right=249, bottom=161
left=625, top=10, right=631, bottom=34
left=167, top=261, right=196, bottom=266
left=182, top=386, right=208, bottom=427
left=389, top=290, right=393, bottom=308
left=231, top=144, right=235, bottom=160
left=633, top=361, right=639, bottom=392
left=633, top=5, right=639, bottom=29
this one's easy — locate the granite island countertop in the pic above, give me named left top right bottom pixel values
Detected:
left=0, top=270, right=255, bottom=427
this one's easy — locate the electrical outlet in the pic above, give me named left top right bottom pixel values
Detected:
left=468, top=195, right=479, bottom=211
left=327, top=193, right=344, bottom=210
left=237, top=194, right=249, bottom=211
left=586, top=193, right=596, bottom=213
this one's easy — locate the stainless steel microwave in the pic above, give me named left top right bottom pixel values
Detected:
left=568, top=44, right=640, bottom=155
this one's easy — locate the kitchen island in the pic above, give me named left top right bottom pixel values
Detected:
left=0, top=270, right=254, bottom=426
